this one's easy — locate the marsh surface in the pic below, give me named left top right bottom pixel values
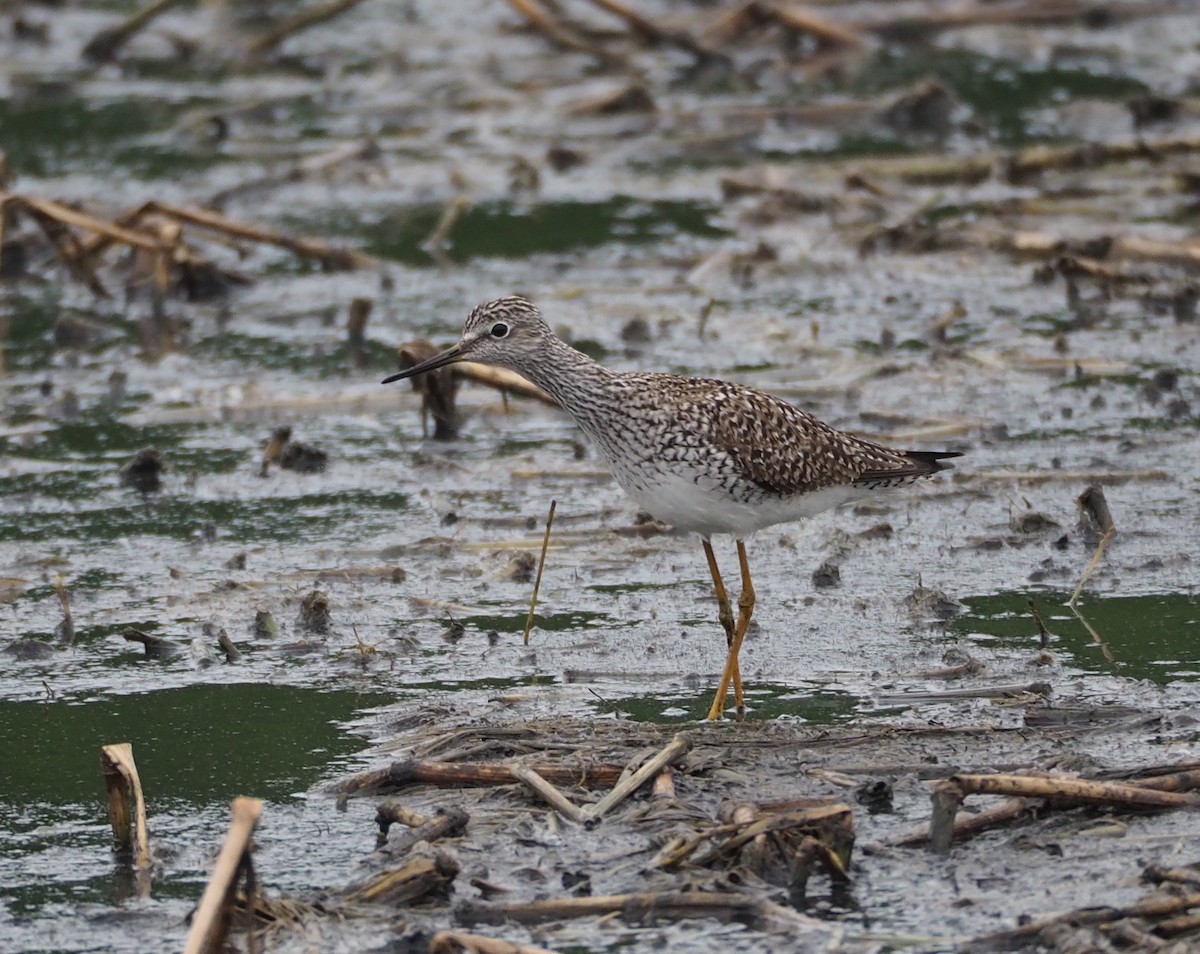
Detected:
left=1, top=1, right=1198, bottom=951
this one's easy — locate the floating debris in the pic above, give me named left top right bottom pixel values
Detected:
left=260, top=426, right=328, bottom=475
left=298, top=590, right=331, bottom=634
left=119, top=447, right=164, bottom=493
left=253, top=610, right=278, bottom=639
left=904, top=583, right=963, bottom=620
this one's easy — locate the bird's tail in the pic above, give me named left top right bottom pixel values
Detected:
left=903, top=450, right=962, bottom=474
left=854, top=449, right=962, bottom=487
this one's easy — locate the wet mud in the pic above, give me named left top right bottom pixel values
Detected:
left=1, top=1, right=1199, bottom=951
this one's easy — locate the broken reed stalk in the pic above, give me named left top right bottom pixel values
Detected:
left=511, top=764, right=588, bottom=824
left=99, top=743, right=151, bottom=868
left=247, top=0, right=368, bottom=56
left=928, top=781, right=964, bottom=854
left=430, top=931, right=560, bottom=954
left=331, top=758, right=624, bottom=795
left=54, top=573, right=75, bottom=644
left=82, top=0, right=183, bottom=62
left=581, top=0, right=727, bottom=63
left=586, top=732, right=692, bottom=823
left=899, top=764, right=1200, bottom=849
left=14, top=194, right=159, bottom=249
left=345, top=852, right=460, bottom=905
left=347, top=297, right=372, bottom=369
left=1145, top=864, right=1200, bottom=887
left=458, top=889, right=821, bottom=932
left=505, top=0, right=618, bottom=61
left=1071, top=485, right=1116, bottom=606
left=523, top=499, right=557, bottom=645
left=375, top=800, right=431, bottom=841
left=423, top=196, right=470, bottom=258
left=146, top=202, right=373, bottom=269
left=1027, top=598, right=1051, bottom=649
left=964, top=891, right=1200, bottom=951
left=925, top=772, right=1198, bottom=854
left=890, top=796, right=1035, bottom=848
left=384, top=807, right=469, bottom=856
left=456, top=361, right=555, bottom=405
left=182, top=797, right=263, bottom=954
left=951, top=773, right=1198, bottom=809
left=1131, top=768, right=1200, bottom=793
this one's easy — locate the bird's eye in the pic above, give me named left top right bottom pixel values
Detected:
left=490, top=322, right=509, bottom=338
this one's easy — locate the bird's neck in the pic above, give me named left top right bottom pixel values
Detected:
left=514, top=336, right=620, bottom=416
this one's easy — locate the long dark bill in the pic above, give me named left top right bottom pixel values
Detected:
left=380, top=344, right=464, bottom=384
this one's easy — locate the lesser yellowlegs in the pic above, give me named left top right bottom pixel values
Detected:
left=383, top=296, right=960, bottom=720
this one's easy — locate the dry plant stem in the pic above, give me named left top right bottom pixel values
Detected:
left=331, top=758, right=624, bottom=795
left=964, top=468, right=1167, bottom=485
left=701, top=0, right=761, bottom=44
left=385, top=807, right=469, bottom=856
left=505, top=0, right=615, bottom=60
left=861, top=0, right=1171, bottom=40
left=951, top=773, right=1199, bottom=810
left=183, top=797, right=263, bottom=954
left=1071, top=486, right=1117, bottom=606
left=247, top=0, right=368, bottom=55
left=855, top=134, right=1200, bottom=187
left=890, top=797, right=1034, bottom=848
left=582, top=0, right=726, bottom=62
left=929, top=781, right=965, bottom=854
left=375, top=801, right=430, bottom=839
left=511, top=764, right=588, bottom=824
left=1156, top=911, right=1200, bottom=937
left=704, top=803, right=853, bottom=867
left=54, top=574, right=74, bottom=645
left=587, top=733, right=692, bottom=822
left=13, top=195, right=159, bottom=249
left=99, top=743, right=151, bottom=868
left=423, top=196, right=470, bottom=257
left=26, top=209, right=109, bottom=296
left=347, top=297, right=371, bottom=368
left=346, top=852, right=459, bottom=904
left=82, top=0, right=183, bottom=62
left=523, top=499, right=557, bottom=645
left=965, top=892, right=1200, bottom=951
left=1071, top=602, right=1115, bottom=662
left=149, top=202, right=374, bottom=269
left=1144, top=864, right=1200, bottom=886
left=1028, top=598, right=1051, bottom=649
left=770, top=4, right=864, bottom=47
left=455, top=361, right=556, bottom=405
left=430, top=931, right=561, bottom=954
left=458, top=890, right=820, bottom=932
left=1132, top=769, right=1200, bottom=793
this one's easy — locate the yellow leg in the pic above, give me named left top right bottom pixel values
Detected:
left=706, top=539, right=756, bottom=721
left=701, top=539, right=742, bottom=711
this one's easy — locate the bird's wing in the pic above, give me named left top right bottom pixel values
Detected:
left=679, top=380, right=945, bottom=495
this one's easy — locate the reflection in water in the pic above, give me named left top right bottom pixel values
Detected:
left=613, top=685, right=858, bottom=724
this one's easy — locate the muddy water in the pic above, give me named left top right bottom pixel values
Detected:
left=2, top=1, right=1200, bottom=951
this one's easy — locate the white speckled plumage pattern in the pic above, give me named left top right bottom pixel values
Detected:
left=444, top=297, right=959, bottom=536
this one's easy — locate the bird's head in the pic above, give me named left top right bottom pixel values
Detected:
left=382, top=295, right=551, bottom=383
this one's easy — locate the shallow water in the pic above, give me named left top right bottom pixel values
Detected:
left=2, top=0, right=1199, bottom=950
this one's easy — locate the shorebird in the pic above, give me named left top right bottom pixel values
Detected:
left=383, top=296, right=960, bottom=720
